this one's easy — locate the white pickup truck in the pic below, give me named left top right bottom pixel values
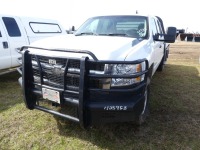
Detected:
left=18, top=15, right=176, bottom=128
left=0, top=15, right=66, bottom=75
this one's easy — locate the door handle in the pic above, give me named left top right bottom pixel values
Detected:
left=3, top=41, right=8, bottom=49
left=159, top=45, right=162, bottom=48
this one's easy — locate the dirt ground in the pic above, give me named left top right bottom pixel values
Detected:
left=169, top=41, right=200, bottom=61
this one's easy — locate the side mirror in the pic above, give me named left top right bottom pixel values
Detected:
left=153, top=33, right=160, bottom=41
left=72, top=26, right=75, bottom=31
left=68, top=26, right=76, bottom=34
left=164, top=27, right=177, bottom=43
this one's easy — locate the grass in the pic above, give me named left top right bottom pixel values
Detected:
left=0, top=42, right=200, bottom=150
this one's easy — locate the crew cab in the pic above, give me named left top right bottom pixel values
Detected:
left=18, top=15, right=176, bottom=128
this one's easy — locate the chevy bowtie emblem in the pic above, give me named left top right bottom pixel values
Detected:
left=53, top=66, right=63, bottom=76
left=49, top=59, right=56, bottom=65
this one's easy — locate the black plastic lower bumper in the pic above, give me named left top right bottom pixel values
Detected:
left=19, top=76, right=146, bottom=127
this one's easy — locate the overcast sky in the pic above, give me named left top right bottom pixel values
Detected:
left=0, top=0, right=199, bottom=33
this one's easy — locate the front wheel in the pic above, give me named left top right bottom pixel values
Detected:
left=157, top=55, right=165, bottom=72
left=135, top=80, right=150, bottom=125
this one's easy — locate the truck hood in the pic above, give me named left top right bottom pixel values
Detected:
left=30, top=35, right=143, bottom=60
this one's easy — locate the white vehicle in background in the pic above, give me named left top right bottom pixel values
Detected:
left=0, top=14, right=66, bottom=74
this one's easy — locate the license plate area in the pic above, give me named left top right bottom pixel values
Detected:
left=42, top=88, right=60, bottom=104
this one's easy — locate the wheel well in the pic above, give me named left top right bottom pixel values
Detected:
left=148, top=63, right=154, bottom=79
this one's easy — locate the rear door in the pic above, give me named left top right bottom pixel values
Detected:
left=1, top=16, right=28, bottom=68
left=0, top=19, right=11, bottom=70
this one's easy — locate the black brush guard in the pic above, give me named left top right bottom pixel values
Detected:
left=20, top=46, right=149, bottom=129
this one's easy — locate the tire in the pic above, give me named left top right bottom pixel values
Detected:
left=157, top=55, right=165, bottom=71
left=135, top=79, right=150, bottom=126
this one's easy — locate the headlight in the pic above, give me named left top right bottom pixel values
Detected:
left=104, top=62, right=145, bottom=87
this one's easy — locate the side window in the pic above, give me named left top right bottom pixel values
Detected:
left=0, top=31, right=2, bottom=37
left=29, top=22, right=62, bottom=33
left=2, top=17, right=21, bottom=37
left=151, top=18, right=158, bottom=36
left=154, top=19, right=161, bottom=34
left=157, top=20, right=163, bottom=34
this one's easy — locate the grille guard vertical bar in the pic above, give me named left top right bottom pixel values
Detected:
left=63, top=59, right=69, bottom=91
left=22, top=50, right=36, bottom=109
left=79, top=56, right=89, bottom=128
left=35, top=55, right=44, bottom=85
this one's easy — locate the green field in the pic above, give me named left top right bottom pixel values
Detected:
left=0, top=42, right=200, bottom=150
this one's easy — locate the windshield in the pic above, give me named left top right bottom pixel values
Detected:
left=75, top=16, right=148, bottom=39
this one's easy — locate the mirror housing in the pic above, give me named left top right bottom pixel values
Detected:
left=164, top=27, right=177, bottom=43
left=68, top=26, right=76, bottom=34
left=154, top=27, right=177, bottom=43
left=71, top=26, right=75, bottom=31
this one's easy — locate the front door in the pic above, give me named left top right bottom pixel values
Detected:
left=151, top=18, right=164, bottom=72
left=1, top=16, right=28, bottom=68
left=0, top=20, right=11, bottom=70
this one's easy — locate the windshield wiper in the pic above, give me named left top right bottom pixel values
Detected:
left=75, top=32, right=98, bottom=36
left=99, top=33, right=129, bottom=37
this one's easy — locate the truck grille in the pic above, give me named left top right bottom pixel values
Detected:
left=31, top=55, right=105, bottom=91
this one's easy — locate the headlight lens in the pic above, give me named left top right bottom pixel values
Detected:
left=105, top=62, right=145, bottom=87
left=112, top=63, right=144, bottom=75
